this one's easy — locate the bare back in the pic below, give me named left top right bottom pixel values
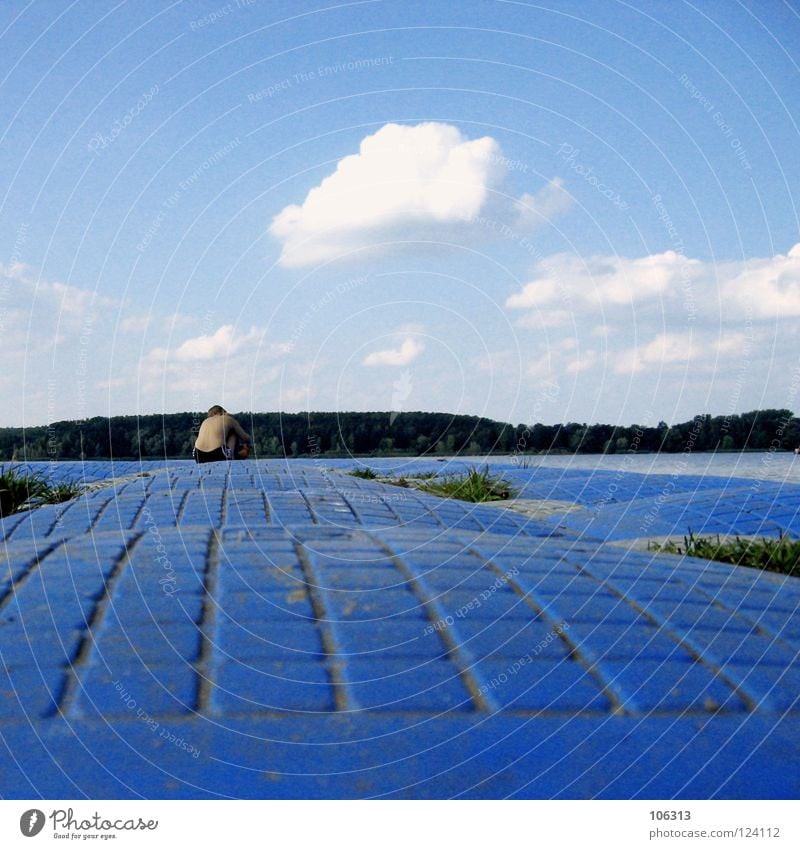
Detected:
left=194, top=413, right=249, bottom=452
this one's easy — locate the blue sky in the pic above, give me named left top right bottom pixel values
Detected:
left=2, top=0, right=799, bottom=429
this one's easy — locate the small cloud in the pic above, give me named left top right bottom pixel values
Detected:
left=514, top=309, right=574, bottom=329
left=526, top=357, right=559, bottom=381
left=614, top=332, right=695, bottom=374
left=96, top=377, right=128, bottom=390
left=363, top=337, right=425, bottom=367
left=507, top=243, right=800, bottom=328
left=473, top=350, right=518, bottom=374
left=120, top=314, right=151, bottom=334
left=714, top=332, right=752, bottom=354
left=722, top=243, right=800, bottom=317
left=507, top=279, right=563, bottom=310
left=0, top=261, right=30, bottom=280
left=565, top=348, right=598, bottom=374
left=506, top=250, right=697, bottom=313
left=172, top=324, right=260, bottom=362
left=138, top=324, right=278, bottom=401
left=515, top=178, right=572, bottom=229
left=390, top=369, right=414, bottom=423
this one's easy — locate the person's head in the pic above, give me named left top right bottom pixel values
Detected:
left=208, top=405, right=226, bottom=417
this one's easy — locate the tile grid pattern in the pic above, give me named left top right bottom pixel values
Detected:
left=1, top=461, right=798, bottom=798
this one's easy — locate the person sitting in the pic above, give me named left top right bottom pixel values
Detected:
left=193, top=405, right=251, bottom=463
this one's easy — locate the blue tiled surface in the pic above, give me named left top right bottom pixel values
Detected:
left=328, top=457, right=800, bottom=540
left=0, top=459, right=798, bottom=798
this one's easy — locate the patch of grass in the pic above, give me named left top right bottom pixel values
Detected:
left=392, top=472, right=438, bottom=488
left=40, top=480, right=84, bottom=504
left=349, top=467, right=378, bottom=479
left=346, top=464, right=516, bottom=503
left=0, top=468, right=51, bottom=517
left=417, top=465, right=517, bottom=503
left=0, top=468, right=84, bottom=517
left=650, top=531, right=800, bottom=577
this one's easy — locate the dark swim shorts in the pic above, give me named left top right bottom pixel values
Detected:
left=193, top=446, right=229, bottom=464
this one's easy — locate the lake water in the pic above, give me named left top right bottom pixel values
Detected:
left=489, top=451, right=800, bottom=483
left=334, top=450, right=800, bottom=484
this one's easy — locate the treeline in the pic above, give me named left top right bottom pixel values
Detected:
left=515, top=409, right=799, bottom=454
left=0, top=409, right=797, bottom=461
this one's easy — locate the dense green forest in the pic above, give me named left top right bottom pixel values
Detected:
left=0, top=409, right=797, bottom=461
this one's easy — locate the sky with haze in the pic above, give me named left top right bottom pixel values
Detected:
left=1, top=0, right=799, bottom=430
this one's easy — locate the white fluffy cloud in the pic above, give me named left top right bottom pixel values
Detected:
left=140, top=324, right=270, bottom=387
left=721, top=243, right=800, bottom=317
left=499, top=244, right=800, bottom=421
left=506, top=250, right=701, bottom=311
left=172, top=324, right=261, bottom=362
left=613, top=331, right=695, bottom=374
left=0, top=264, right=294, bottom=423
left=135, top=323, right=291, bottom=413
left=0, top=263, right=121, bottom=424
left=363, top=337, right=425, bottom=367
left=506, top=243, right=800, bottom=321
left=515, top=177, right=572, bottom=228
left=269, top=122, right=568, bottom=267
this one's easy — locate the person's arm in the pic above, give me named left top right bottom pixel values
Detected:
left=227, top=415, right=251, bottom=443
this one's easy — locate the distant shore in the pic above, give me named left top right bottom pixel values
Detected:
left=1, top=408, right=797, bottom=461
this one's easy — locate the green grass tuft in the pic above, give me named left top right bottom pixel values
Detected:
left=0, top=468, right=84, bottom=517
left=417, top=465, right=517, bottom=503
left=40, top=480, right=84, bottom=504
left=349, top=467, right=378, bottom=479
left=650, top=530, right=800, bottom=577
left=0, top=469, right=51, bottom=516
